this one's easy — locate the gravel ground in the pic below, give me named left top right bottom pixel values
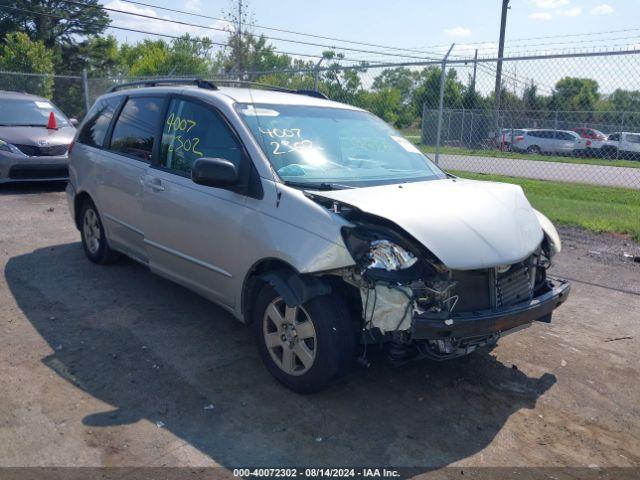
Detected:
left=1, top=183, right=639, bottom=471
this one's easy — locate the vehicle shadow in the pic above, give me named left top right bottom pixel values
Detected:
left=0, top=181, right=67, bottom=195
left=5, top=242, right=557, bottom=468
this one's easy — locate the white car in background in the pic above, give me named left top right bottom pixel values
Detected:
left=601, top=132, right=640, bottom=160
left=511, top=129, right=588, bottom=156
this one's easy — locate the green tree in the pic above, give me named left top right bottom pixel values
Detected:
left=552, top=77, right=600, bottom=112
left=609, top=89, right=640, bottom=112
left=523, top=81, right=543, bottom=111
left=0, top=32, right=53, bottom=97
left=214, top=33, right=297, bottom=79
left=119, top=36, right=214, bottom=77
left=355, top=88, right=403, bottom=125
left=411, top=67, right=464, bottom=117
left=372, top=67, right=421, bottom=104
left=0, top=0, right=110, bottom=50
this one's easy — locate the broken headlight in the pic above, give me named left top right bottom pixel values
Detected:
left=341, top=225, right=429, bottom=283
left=367, top=240, right=418, bottom=271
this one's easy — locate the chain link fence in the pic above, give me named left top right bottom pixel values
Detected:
left=3, top=49, right=640, bottom=191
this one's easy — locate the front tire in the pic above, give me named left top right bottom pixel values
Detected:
left=254, top=284, right=356, bottom=393
left=80, top=200, right=120, bottom=264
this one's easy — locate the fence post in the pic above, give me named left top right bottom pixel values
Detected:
left=313, top=58, right=324, bottom=92
left=82, top=68, right=90, bottom=114
left=434, top=43, right=455, bottom=166
left=616, top=111, right=625, bottom=160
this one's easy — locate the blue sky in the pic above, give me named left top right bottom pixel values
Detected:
left=102, top=0, right=640, bottom=94
left=102, top=0, right=636, bottom=60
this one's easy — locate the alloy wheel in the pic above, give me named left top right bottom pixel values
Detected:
left=83, top=208, right=101, bottom=255
left=263, top=297, right=317, bottom=376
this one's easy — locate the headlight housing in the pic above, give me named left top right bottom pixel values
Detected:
left=0, top=139, right=24, bottom=155
left=367, top=239, right=417, bottom=271
left=341, top=224, right=445, bottom=283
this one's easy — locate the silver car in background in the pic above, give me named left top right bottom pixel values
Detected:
left=0, top=91, right=76, bottom=183
left=511, top=129, right=588, bottom=155
left=66, top=79, right=570, bottom=393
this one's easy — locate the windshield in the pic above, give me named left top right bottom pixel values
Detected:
left=236, top=103, right=445, bottom=188
left=0, top=98, right=69, bottom=127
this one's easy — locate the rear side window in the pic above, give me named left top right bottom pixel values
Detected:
left=109, top=96, right=163, bottom=162
left=627, top=134, right=640, bottom=144
left=159, top=98, right=243, bottom=175
left=77, top=96, right=121, bottom=147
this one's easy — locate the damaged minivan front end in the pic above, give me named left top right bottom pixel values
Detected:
left=307, top=180, right=571, bottom=362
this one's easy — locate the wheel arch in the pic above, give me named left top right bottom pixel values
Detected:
left=73, top=190, right=95, bottom=230
left=240, top=257, right=336, bottom=324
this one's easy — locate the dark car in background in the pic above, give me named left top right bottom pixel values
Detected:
left=0, top=91, right=77, bottom=184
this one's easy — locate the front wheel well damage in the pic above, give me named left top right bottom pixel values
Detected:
left=241, top=259, right=361, bottom=326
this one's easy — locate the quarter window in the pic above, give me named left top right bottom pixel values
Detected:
left=160, top=99, right=243, bottom=175
left=77, top=96, right=121, bottom=148
left=109, top=96, right=163, bottom=162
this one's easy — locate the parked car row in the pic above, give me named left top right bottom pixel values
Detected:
left=492, top=127, right=640, bottom=159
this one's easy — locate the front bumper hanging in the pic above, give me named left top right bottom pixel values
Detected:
left=411, top=279, right=571, bottom=341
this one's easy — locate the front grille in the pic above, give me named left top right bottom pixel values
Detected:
left=15, top=144, right=69, bottom=157
left=9, top=165, right=68, bottom=180
left=495, top=263, right=533, bottom=307
left=449, top=256, right=536, bottom=314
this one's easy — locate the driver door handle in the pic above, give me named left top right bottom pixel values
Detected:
left=143, top=176, right=165, bottom=192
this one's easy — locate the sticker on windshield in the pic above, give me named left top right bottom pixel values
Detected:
left=391, top=135, right=421, bottom=154
left=35, top=101, right=53, bottom=109
left=239, top=106, right=280, bottom=117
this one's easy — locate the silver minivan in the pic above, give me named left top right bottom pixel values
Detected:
left=67, top=80, right=570, bottom=392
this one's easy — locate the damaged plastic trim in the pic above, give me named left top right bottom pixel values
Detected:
left=259, top=270, right=331, bottom=307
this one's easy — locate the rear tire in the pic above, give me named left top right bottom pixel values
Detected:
left=601, top=146, right=617, bottom=159
left=526, top=145, right=541, bottom=154
left=254, top=283, right=356, bottom=393
left=80, top=199, right=120, bottom=265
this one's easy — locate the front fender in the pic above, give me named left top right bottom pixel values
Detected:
left=534, top=210, right=562, bottom=256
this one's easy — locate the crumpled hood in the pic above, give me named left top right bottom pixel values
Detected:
left=312, top=178, right=544, bottom=270
left=0, top=125, right=75, bottom=146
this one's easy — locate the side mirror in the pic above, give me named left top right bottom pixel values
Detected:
left=70, top=118, right=79, bottom=127
left=191, top=157, right=239, bottom=188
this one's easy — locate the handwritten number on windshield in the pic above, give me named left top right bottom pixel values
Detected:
left=270, top=139, right=317, bottom=155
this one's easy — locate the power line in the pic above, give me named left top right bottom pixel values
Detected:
left=55, top=0, right=443, bottom=62
left=413, top=27, right=640, bottom=53
left=0, top=3, right=383, bottom=65
left=118, top=0, right=447, bottom=57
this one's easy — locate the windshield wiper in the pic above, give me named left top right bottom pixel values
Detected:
left=283, top=180, right=352, bottom=190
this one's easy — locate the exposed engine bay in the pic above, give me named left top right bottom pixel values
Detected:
left=305, top=192, right=569, bottom=362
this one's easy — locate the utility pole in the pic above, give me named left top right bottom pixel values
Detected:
left=494, top=0, right=510, bottom=117
left=237, top=0, right=243, bottom=80
left=471, top=48, right=478, bottom=93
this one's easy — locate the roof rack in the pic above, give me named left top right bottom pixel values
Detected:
left=105, top=77, right=330, bottom=100
left=107, top=78, right=217, bottom=93
left=216, top=80, right=329, bottom=100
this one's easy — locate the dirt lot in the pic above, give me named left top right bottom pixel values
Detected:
left=1, top=183, right=639, bottom=471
